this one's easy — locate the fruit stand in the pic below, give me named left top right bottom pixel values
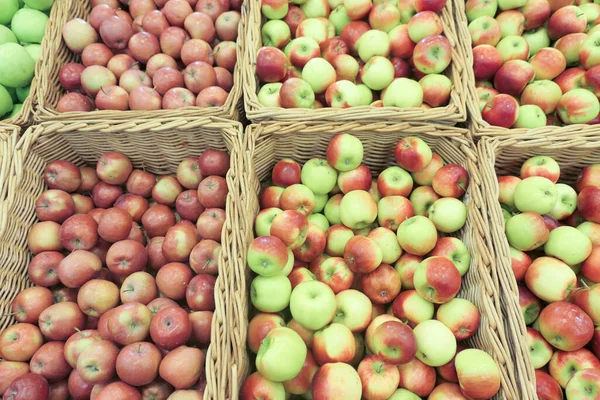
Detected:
left=2, top=0, right=600, bottom=398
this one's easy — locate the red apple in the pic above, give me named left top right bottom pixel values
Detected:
left=44, top=160, right=81, bottom=193
left=142, top=204, right=177, bottom=237
left=38, top=302, right=85, bottom=341
left=11, top=286, right=54, bottom=324
left=159, top=346, right=204, bottom=390
left=196, top=208, right=225, bottom=242
left=150, top=306, right=192, bottom=350
left=156, top=262, right=193, bottom=300
left=2, top=373, right=49, bottom=400
left=116, top=342, right=162, bottom=386
left=0, top=323, right=44, bottom=362
left=29, top=342, right=71, bottom=382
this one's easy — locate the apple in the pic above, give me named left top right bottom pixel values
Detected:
left=2, top=373, right=49, bottom=400
left=247, top=313, right=286, bottom=354
left=290, top=281, right=336, bottom=330
left=149, top=306, right=192, bottom=350
left=549, top=348, right=600, bottom=388
left=313, top=323, right=356, bottom=364
left=358, top=355, right=400, bottom=400
left=432, top=164, right=469, bottom=198
left=11, top=286, right=54, bottom=324
left=247, top=235, right=290, bottom=276
left=317, top=257, right=355, bottom=293
left=436, top=298, right=480, bottom=340
left=576, top=164, right=600, bottom=192
left=29, top=341, right=70, bottom=382
left=520, top=80, right=562, bottom=115
left=311, top=362, right=362, bottom=400
left=512, top=176, right=557, bottom=214
left=455, top=349, right=501, bottom=399
left=159, top=346, right=204, bottom=389
left=469, top=16, right=502, bottom=46
left=251, top=274, right=292, bottom=312
left=557, top=88, right=600, bottom=124
left=332, top=289, right=372, bottom=332
left=409, top=186, right=440, bottom=217
left=106, top=239, right=148, bottom=276
left=466, top=0, right=497, bottom=21
left=325, top=79, right=362, bottom=107
left=0, top=323, right=43, bottom=362
left=407, top=11, right=442, bottom=43
left=482, top=94, right=519, bottom=128
left=77, top=279, right=119, bottom=317
left=241, top=372, right=286, bottom=399
left=262, top=0, right=289, bottom=19
left=76, top=340, right=119, bottom=385
left=377, top=166, right=413, bottom=198
left=535, top=370, right=563, bottom=400
left=555, top=67, right=586, bottom=94
left=525, top=256, right=576, bottom=302
left=566, top=369, right=600, bottom=400
left=370, top=320, right=416, bottom=365
left=256, top=327, right=307, bottom=382
left=545, top=225, right=592, bottom=266
left=548, top=5, right=586, bottom=41
left=0, top=361, right=29, bottom=395
left=413, top=320, right=457, bottom=367
left=505, top=212, right=549, bottom=251
left=338, top=190, right=377, bottom=229
left=397, top=216, right=437, bottom=256
left=579, top=186, right=600, bottom=224
left=280, top=77, right=316, bottom=108
left=518, top=285, right=541, bottom=325
left=106, top=302, right=152, bottom=346
left=397, top=358, right=436, bottom=397
left=527, top=327, right=553, bottom=369
left=343, top=235, right=382, bottom=273
left=539, top=301, right=594, bottom=351
left=514, top=104, right=546, bottom=129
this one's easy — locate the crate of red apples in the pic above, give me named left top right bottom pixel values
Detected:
left=0, top=118, right=243, bottom=400
left=34, top=0, right=243, bottom=121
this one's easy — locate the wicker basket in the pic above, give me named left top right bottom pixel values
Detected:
left=476, top=131, right=600, bottom=399
left=0, top=117, right=245, bottom=400
left=224, top=121, right=526, bottom=399
left=453, top=0, right=600, bottom=137
left=1, top=1, right=67, bottom=126
left=34, top=0, right=244, bottom=122
left=241, top=2, right=468, bottom=123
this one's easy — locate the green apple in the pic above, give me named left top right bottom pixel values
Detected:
left=0, top=84, right=13, bottom=117
left=256, top=327, right=307, bottom=382
left=340, top=190, right=378, bottom=229
left=388, top=389, right=421, bottom=400
left=496, top=35, right=529, bottom=62
left=5, top=103, right=21, bottom=118
left=466, top=0, right=498, bottom=22
left=302, top=58, right=337, bottom=94
left=505, top=212, right=549, bottom=251
left=258, top=83, right=283, bottom=107
left=357, top=30, right=391, bottom=62
left=513, top=104, right=546, bottom=128
left=0, top=25, right=17, bottom=45
left=16, top=85, right=29, bottom=102
left=282, top=249, right=295, bottom=276
left=526, top=328, right=553, bottom=369
left=0, top=43, right=35, bottom=88
left=333, top=289, right=373, bottom=332
left=397, top=215, right=437, bottom=256
left=382, top=78, right=423, bottom=108
left=251, top=274, right=292, bottom=313
left=329, top=5, right=351, bottom=35
left=367, top=227, right=402, bottom=264
left=428, top=197, right=467, bottom=233
left=301, top=158, right=337, bottom=195
left=361, top=56, right=394, bottom=91
left=11, top=8, right=48, bottom=44
left=325, top=224, right=354, bottom=256
left=545, top=226, right=593, bottom=265
left=522, top=27, right=550, bottom=56
left=513, top=176, right=558, bottom=214
left=498, top=0, right=526, bottom=10
left=23, top=0, right=53, bottom=10
left=24, top=44, right=41, bottom=62
left=502, top=207, right=512, bottom=222
left=301, top=0, right=330, bottom=17
left=262, top=20, right=291, bottom=48
left=5, top=86, right=17, bottom=103
left=566, top=369, right=600, bottom=400
left=355, top=84, right=373, bottom=106
left=313, top=194, right=328, bottom=213
left=548, top=183, right=577, bottom=220
left=430, top=236, right=471, bottom=276
left=0, top=0, right=19, bottom=25
left=262, top=0, right=289, bottom=19
left=413, top=319, right=457, bottom=367
left=307, top=213, right=329, bottom=231
left=326, top=133, right=364, bottom=172
left=290, top=281, right=337, bottom=330
left=454, top=349, right=501, bottom=399
left=324, top=194, right=343, bottom=224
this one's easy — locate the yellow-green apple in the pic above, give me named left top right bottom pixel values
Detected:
left=344, top=0, right=373, bottom=19
left=519, top=285, right=541, bottom=324
left=343, top=235, right=382, bottom=273
left=580, top=222, right=600, bottom=247
left=38, top=302, right=85, bottom=341
left=573, top=284, right=600, bottom=325
left=381, top=77, right=423, bottom=107
left=340, top=190, right=378, bottom=229
left=549, top=348, right=600, bottom=388
left=545, top=225, right=592, bottom=265
left=262, top=0, right=289, bottom=19
left=286, top=37, right=320, bottom=69
left=525, top=256, right=576, bottom=301
left=432, top=164, right=469, bottom=198
left=530, top=47, right=567, bottom=80
left=329, top=6, right=351, bottom=35
left=333, top=54, right=360, bottom=81
left=247, top=236, right=290, bottom=276
left=369, top=2, right=401, bottom=32
left=496, top=10, right=526, bottom=37
left=576, top=164, right=600, bottom=192
left=547, top=5, right=586, bottom=41
left=289, top=267, right=317, bottom=288
left=472, top=45, right=502, bottom=81
left=76, top=340, right=119, bottom=384
left=494, top=59, right=535, bottom=97
left=360, top=56, right=394, bottom=91
left=302, top=58, right=336, bottom=94
left=325, top=79, right=362, bottom=107
left=498, top=176, right=522, bottom=208
left=397, top=0, right=416, bottom=22
left=455, top=349, right=501, bottom=399
left=409, top=185, right=440, bottom=216
left=283, top=351, right=319, bottom=395
left=513, top=176, right=557, bottom=214
left=555, top=33, right=587, bottom=67
left=397, top=215, right=437, bottom=256
left=341, top=21, right=371, bottom=55
left=377, top=166, right=413, bottom=198
left=337, top=165, right=372, bottom=193
left=317, top=257, right=354, bottom=293
left=312, top=323, right=356, bottom=364
left=377, top=196, right=414, bottom=231
left=262, top=20, right=291, bottom=49
left=555, top=67, right=586, bottom=94
left=527, top=327, right=554, bottom=369
left=558, top=88, right=600, bottom=124
left=247, top=313, right=285, bottom=353
left=0, top=323, right=43, bottom=362
left=468, top=16, right=502, bottom=46
left=326, top=133, right=364, bottom=172
left=255, top=208, right=283, bottom=237
left=251, top=274, right=292, bottom=312
left=324, top=194, right=343, bottom=224
left=394, top=254, right=422, bottom=289
left=579, top=186, right=600, bottom=224
left=333, top=289, right=373, bottom=332
left=436, top=298, right=480, bottom=340
left=466, top=0, right=498, bottom=22
left=428, top=197, right=467, bottom=233
left=301, top=0, right=330, bottom=18
left=513, top=104, right=546, bottom=128
left=505, top=212, right=549, bottom=251
left=280, top=77, right=316, bottom=108
left=293, top=223, right=327, bottom=262
left=495, top=35, right=529, bottom=63
left=520, top=0, right=551, bottom=29
left=290, top=280, right=337, bottom=330
left=358, top=355, right=400, bottom=400
left=269, top=210, right=309, bottom=250
left=311, top=362, right=362, bottom=400
left=482, top=93, right=519, bottom=127
left=280, top=183, right=316, bottom=215
left=240, top=372, right=286, bottom=400
left=388, top=388, right=424, bottom=399
left=397, top=358, right=436, bottom=397
left=361, top=263, right=402, bottom=303
left=256, top=327, right=307, bottom=382
left=566, top=368, right=600, bottom=399
left=355, top=30, right=391, bottom=63
left=413, top=319, right=457, bottom=366
left=394, top=137, right=432, bottom=173
left=535, top=370, right=563, bottom=400
left=10, top=286, right=54, bottom=324
left=539, top=301, right=594, bottom=351
left=411, top=153, right=443, bottom=187
left=414, top=256, right=461, bottom=303
left=352, top=333, right=365, bottom=366
left=367, top=227, right=402, bottom=264
left=412, top=35, right=452, bottom=74
left=388, top=25, right=416, bottom=59
left=419, top=73, right=452, bottom=107
left=428, top=383, right=468, bottom=399
left=370, top=320, right=417, bottom=364
left=580, top=3, right=600, bottom=28
left=325, top=225, right=354, bottom=256
left=580, top=32, right=600, bottom=69
left=407, top=11, right=442, bottom=42
left=521, top=80, right=562, bottom=114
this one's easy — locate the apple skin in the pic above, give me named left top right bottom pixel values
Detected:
left=505, top=212, right=550, bottom=251
left=76, top=340, right=119, bottom=385
left=557, top=88, right=600, bottom=125
left=521, top=80, right=562, bottom=115
left=427, top=383, right=468, bottom=399
left=0, top=361, right=30, bottom=395
left=397, top=216, right=437, bottom=256
left=529, top=47, right=566, bottom=81
left=436, top=298, right=480, bottom=340
left=413, top=319, right=457, bottom=367
left=256, top=327, right=307, bottom=382
left=370, top=320, right=417, bottom=365
left=247, top=235, right=290, bottom=276
left=583, top=245, right=600, bottom=283
left=468, top=16, right=502, bottom=46
left=0, top=323, right=44, bottom=362
left=396, top=357, right=436, bottom=397
left=313, top=323, right=356, bottom=364
left=326, top=133, right=364, bottom=172
left=290, top=281, right=337, bottom=330
left=377, top=196, right=414, bottom=232
left=566, top=368, right=600, bottom=400
left=545, top=225, right=592, bottom=266
left=394, top=137, right=432, bottom=173
left=150, top=306, right=192, bottom=350
left=547, top=5, right=586, bottom=41
left=340, top=190, right=378, bottom=230
left=535, top=370, right=563, bottom=400
left=519, top=285, right=541, bottom=325
left=429, top=237, right=471, bottom=276
left=332, top=289, right=373, bottom=333
left=317, top=257, right=354, bottom=293
left=10, top=286, right=54, bottom=324
left=311, top=362, right=362, bottom=400
left=576, top=164, right=600, bottom=192
left=525, top=256, right=576, bottom=302
left=432, top=164, right=469, bottom=198
left=361, top=263, right=402, bottom=304
left=549, top=348, right=600, bottom=388
left=280, top=184, right=316, bottom=216
left=357, top=355, right=400, bottom=399
left=38, top=302, right=86, bottom=341
left=573, top=284, right=600, bottom=326
left=579, top=186, right=600, bottom=224
left=29, top=341, right=71, bottom=382
left=44, top=160, right=82, bottom=193
left=270, top=210, right=309, bottom=249
left=2, top=373, right=50, bottom=400
left=526, top=327, right=553, bottom=369
left=494, top=60, right=535, bottom=97
left=343, top=235, right=382, bottom=274
left=539, top=301, right=594, bottom=352
left=455, top=349, right=501, bottom=399
left=240, top=372, right=286, bottom=400
left=520, top=156, right=560, bottom=183
left=247, top=313, right=286, bottom=354
left=413, top=256, right=461, bottom=304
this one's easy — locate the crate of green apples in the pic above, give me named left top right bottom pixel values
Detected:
left=0, top=0, right=60, bottom=125
left=225, top=121, right=530, bottom=399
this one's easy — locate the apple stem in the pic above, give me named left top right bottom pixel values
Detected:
left=581, top=279, right=591, bottom=290
left=203, top=259, right=212, bottom=270
left=100, top=87, right=107, bottom=95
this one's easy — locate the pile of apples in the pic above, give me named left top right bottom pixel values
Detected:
left=0, top=148, right=230, bottom=400
left=499, top=157, right=600, bottom=399
left=57, top=0, right=240, bottom=112
left=0, top=0, right=53, bottom=119
left=468, top=0, right=600, bottom=128
left=254, top=0, right=454, bottom=109
left=240, top=134, right=502, bottom=399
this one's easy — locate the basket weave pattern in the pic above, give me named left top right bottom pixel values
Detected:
left=241, top=2, right=468, bottom=123
left=34, top=0, right=244, bottom=122
left=224, top=121, right=526, bottom=399
left=0, top=118, right=245, bottom=400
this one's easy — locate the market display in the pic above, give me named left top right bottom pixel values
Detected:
left=0, top=149, right=230, bottom=399
left=254, top=0, right=454, bottom=108
left=240, top=134, right=502, bottom=400
left=58, top=0, right=240, bottom=112
left=0, top=0, right=53, bottom=119
left=467, top=0, right=600, bottom=128
left=498, top=156, right=600, bottom=399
